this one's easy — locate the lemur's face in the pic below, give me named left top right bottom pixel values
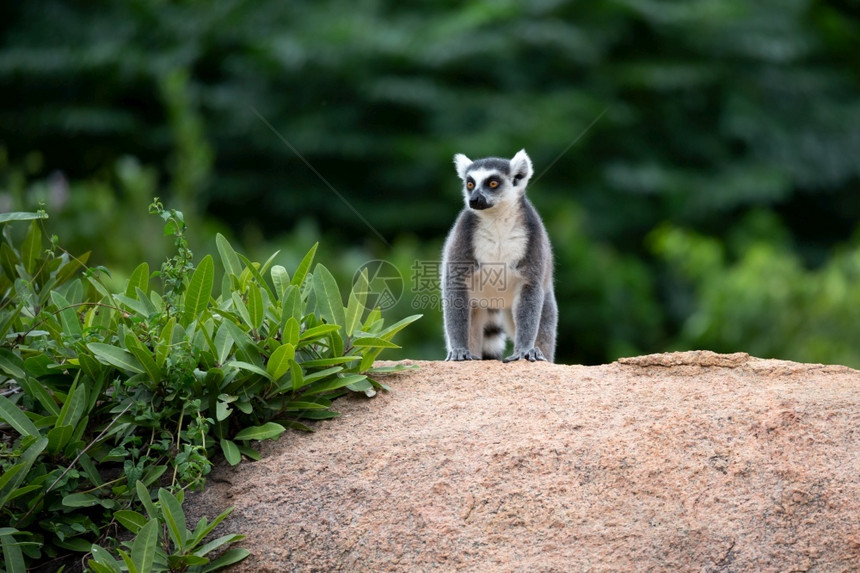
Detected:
left=454, top=151, right=534, bottom=212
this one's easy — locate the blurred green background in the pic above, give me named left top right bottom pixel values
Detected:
left=2, top=0, right=860, bottom=366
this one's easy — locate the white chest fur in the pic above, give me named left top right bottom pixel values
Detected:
left=470, top=205, right=527, bottom=308
left=473, top=205, right=528, bottom=266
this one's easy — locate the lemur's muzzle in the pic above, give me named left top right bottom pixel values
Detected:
left=469, top=192, right=489, bottom=210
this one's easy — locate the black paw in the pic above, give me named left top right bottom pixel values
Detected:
left=446, top=348, right=481, bottom=361
left=503, top=347, right=547, bottom=363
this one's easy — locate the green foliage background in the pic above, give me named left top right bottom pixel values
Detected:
left=2, top=0, right=860, bottom=366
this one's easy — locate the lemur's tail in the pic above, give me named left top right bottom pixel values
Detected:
left=481, top=309, right=507, bottom=360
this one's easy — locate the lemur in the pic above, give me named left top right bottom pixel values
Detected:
left=442, top=149, right=557, bottom=363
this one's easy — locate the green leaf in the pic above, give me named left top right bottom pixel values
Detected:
left=301, top=374, right=368, bottom=396
left=135, top=481, right=158, bottom=521
left=193, top=506, right=235, bottom=548
left=291, top=243, right=318, bottom=288
left=239, top=253, right=276, bottom=301
left=221, top=320, right=262, bottom=365
left=231, top=292, right=253, bottom=329
left=6, top=484, right=41, bottom=502
left=283, top=316, right=300, bottom=346
left=300, top=366, right=344, bottom=385
left=246, top=283, right=264, bottom=331
left=345, top=268, right=368, bottom=337
left=267, top=343, right=295, bottom=380
left=271, top=265, right=290, bottom=300
left=87, top=343, right=145, bottom=374
left=226, top=360, right=272, bottom=380
left=352, top=336, right=401, bottom=349
left=290, top=359, right=304, bottom=392
left=119, top=549, right=138, bottom=573
left=0, top=395, right=39, bottom=437
left=375, top=314, right=423, bottom=340
left=281, top=285, right=302, bottom=325
left=90, top=544, right=123, bottom=572
left=0, top=211, right=48, bottom=223
left=359, top=347, right=385, bottom=372
left=158, top=488, right=188, bottom=551
left=216, top=233, right=243, bottom=280
left=113, top=294, right=150, bottom=317
left=1, top=532, right=26, bottom=573
left=62, top=492, right=100, bottom=508
left=88, top=561, right=120, bottom=573
left=124, top=333, right=161, bottom=385
left=0, top=465, right=24, bottom=509
left=47, top=424, right=73, bottom=455
left=214, top=321, right=233, bottom=366
left=233, top=422, right=286, bottom=441
left=18, top=376, right=60, bottom=416
left=79, top=453, right=103, bottom=487
left=299, top=323, right=342, bottom=341
left=300, top=356, right=361, bottom=368
left=125, top=262, right=150, bottom=297
left=220, top=439, right=241, bottom=466
left=193, top=533, right=245, bottom=558
left=237, top=445, right=261, bottom=461
left=57, top=537, right=98, bottom=552
left=201, top=548, right=251, bottom=572
left=313, top=263, right=346, bottom=332
left=51, top=290, right=83, bottom=339
left=367, top=364, right=419, bottom=374
left=362, top=308, right=383, bottom=332
left=56, top=378, right=87, bottom=430
left=0, top=348, right=26, bottom=380
left=55, top=251, right=90, bottom=287
left=131, top=519, right=159, bottom=573
left=114, top=510, right=148, bottom=534
left=183, top=254, right=214, bottom=327
left=346, top=378, right=374, bottom=393
left=21, top=220, right=42, bottom=275
left=216, top=398, right=232, bottom=422
left=156, top=316, right=176, bottom=368
left=0, top=437, right=47, bottom=510
left=329, top=328, right=344, bottom=357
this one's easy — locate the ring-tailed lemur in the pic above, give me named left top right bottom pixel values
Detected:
left=442, top=149, right=557, bottom=362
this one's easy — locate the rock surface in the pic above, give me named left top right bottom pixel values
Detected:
left=187, top=351, right=860, bottom=572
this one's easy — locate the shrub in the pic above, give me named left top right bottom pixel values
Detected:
left=0, top=203, right=419, bottom=570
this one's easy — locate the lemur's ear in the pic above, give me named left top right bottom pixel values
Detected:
left=453, top=154, right=472, bottom=180
left=510, top=149, right=534, bottom=186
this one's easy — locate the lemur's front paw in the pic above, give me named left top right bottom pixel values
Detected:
left=446, top=348, right=480, bottom=361
left=503, top=347, right=547, bottom=363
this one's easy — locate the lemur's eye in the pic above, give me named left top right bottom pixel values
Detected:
left=489, top=180, right=499, bottom=189
left=466, top=181, right=475, bottom=190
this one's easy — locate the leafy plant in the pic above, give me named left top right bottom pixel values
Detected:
left=0, top=204, right=420, bottom=570
left=87, top=482, right=247, bottom=573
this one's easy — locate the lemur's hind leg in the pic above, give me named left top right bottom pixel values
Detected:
left=535, top=288, right=557, bottom=363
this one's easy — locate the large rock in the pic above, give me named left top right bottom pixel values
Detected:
left=187, top=352, right=860, bottom=572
